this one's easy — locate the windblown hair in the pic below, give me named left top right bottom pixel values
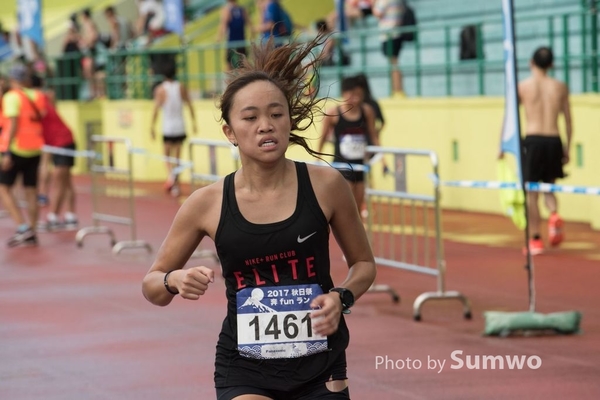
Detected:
left=219, top=33, right=330, bottom=158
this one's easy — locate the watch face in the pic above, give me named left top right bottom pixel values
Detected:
left=332, top=288, right=354, bottom=309
left=341, top=290, right=355, bottom=308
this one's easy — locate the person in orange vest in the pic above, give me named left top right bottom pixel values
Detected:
left=0, top=73, right=9, bottom=137
left=0, top=64, right=47, bottom=247
left=0, top=73, right=9, bottom=196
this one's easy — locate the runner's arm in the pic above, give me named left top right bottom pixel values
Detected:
left=363, top=103, right=380, bottom=146
left=309, top=166, right=377, bottom=335
left=317, top=111, right=333, bottom=154
left=142, top=189, right=213, bottom=306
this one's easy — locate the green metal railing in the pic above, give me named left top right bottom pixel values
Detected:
left=44, top=5, right=599, bottom=100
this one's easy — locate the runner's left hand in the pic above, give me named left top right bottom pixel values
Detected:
left=310, top=292, right=343, bottom=336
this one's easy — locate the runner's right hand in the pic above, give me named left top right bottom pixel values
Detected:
left=173, top=266, right=215, bottom=300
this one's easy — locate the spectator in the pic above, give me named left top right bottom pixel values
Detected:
left=103, top=6, right=133, bottom=98
left=9, top=22, right=36, bottom=63
left=315, top=19, right=351, bottom=67
left=327, top=0, right=370, bottom=31
left=104, top=6, right=134, bottom=50
left=352, top=0, right=374, bottom=17
left=373, top=0, right=404, bottom=95
left=256, top=0, right=292, bottom=43
left=0, top=64, right=47, bottom=247
left=217, top=0, right=253, bottom=70
left=0, top=30, right=12, bottom=61
left=346, top=0, right=374, bottom=25
left=315, top=19, right=335, bottom=66
left=79, top=8, right=100, bottom=99
left=57, top=15, right=82, bottom=101
left=136, top=0, right=167, bottom=45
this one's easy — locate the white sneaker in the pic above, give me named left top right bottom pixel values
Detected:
left=170, top=184, right=181, bottom=197
left=64, top=218, right=79, bottom=231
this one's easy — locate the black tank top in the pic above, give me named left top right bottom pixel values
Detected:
left=333, top=106, right=369, bottom=165
left=213, top=162, right=349, bottom=390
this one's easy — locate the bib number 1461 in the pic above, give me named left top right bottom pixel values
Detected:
left=248, top=312, right=312, bottom=341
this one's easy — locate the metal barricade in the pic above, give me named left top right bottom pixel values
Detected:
left=189, top=138, right=240, bottom=191
left=188, top=138, right=239, bottom=260
left=364, top=146, right=471, bottom=321
left=75, top=136, right=152, bottom=255
left=85, top=120, right=103, bottom=171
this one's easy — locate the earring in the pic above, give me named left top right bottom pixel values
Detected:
left=232, top=142, right=238, bottom=147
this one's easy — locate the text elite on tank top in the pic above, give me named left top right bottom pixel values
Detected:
left=213, top=162, right=349, bottom=391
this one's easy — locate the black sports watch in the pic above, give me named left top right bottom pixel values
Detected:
left=330, top=287, right=355, bottom=314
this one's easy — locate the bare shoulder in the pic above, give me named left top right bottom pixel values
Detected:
left=323, top=105, right=340, bottom=123
left=153, top=83, right=165, bottom=97
left=326, top=103, right=343, bottom=116
left=186, top=179, right=224, bottom=211
left=518, top=77, right=532, bottom=90
left=220, top=3, right=231, bottom=18
left=306, top=163, right=343, bottom=185
left=305, top=163, right=351, bottom=219
left=555, top=79, right=569, bottom=94
left=178, top=179, right=225, bottom=237
left=362, top=102, right=375, bottom=117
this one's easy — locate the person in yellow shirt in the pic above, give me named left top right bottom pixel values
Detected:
left=0, top=64, right=46, bottom=247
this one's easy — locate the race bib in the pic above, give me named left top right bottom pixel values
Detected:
left=236, top=284, right=329, bottom=359
left=339, top=134, right=367, bottom=160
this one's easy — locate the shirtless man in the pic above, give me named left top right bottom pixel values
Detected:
left=518, top=46, right=572, bottom=254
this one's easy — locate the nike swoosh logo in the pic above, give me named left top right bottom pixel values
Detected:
left=297, top=232, right=317, bottom=243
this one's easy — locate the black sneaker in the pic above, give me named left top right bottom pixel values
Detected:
left=7, top=228, right=37, bottom=247
left=23, top=235, right=38, bottom=247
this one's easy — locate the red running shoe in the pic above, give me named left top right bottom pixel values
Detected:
left=548, top=212, right=564, bottom=247
left=524, top=238, right=544, bottom=256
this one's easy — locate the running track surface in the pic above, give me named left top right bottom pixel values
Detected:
left=1, top=178, right=599, bottom=400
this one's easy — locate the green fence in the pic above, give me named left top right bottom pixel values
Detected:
left=45, top=5, right=599, bottom=100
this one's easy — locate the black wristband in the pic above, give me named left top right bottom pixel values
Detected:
left=163, top=270, right=179, bottom=295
